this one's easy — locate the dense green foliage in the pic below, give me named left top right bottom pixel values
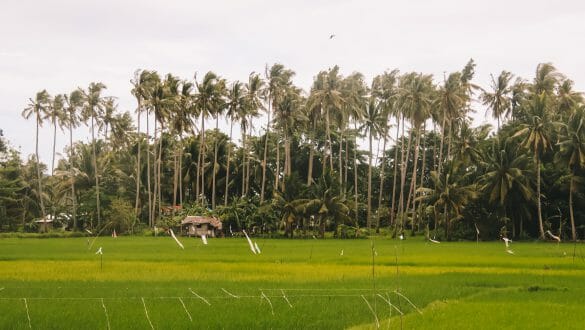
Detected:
left=3, top=61, right=585, bottom=240
left=0, top=238, right=583, bottom=328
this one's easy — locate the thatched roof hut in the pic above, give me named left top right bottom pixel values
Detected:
left=181, top=216, right=222, bottom=237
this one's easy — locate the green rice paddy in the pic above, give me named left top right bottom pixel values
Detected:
left=0, top=237, right=584, bottom=329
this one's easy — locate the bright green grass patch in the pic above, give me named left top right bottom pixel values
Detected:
left=1, top=237, right=584, bottom=329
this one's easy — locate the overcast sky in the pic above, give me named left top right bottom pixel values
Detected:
left=1, top=0, right=584, bottom=164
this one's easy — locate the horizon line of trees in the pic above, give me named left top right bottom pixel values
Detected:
left=2, top=60, right=584, bottom=241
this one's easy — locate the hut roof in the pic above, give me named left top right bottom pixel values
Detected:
left=181, top=216, right=222, bottom=230
left=35, top=218, right=54, bottom=223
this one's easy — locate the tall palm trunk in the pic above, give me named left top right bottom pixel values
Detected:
left=195, top=117, right=201, bottom=200
left=398, top=117, right=413, bottom=234
left=376, top=133, right=388, bottom=233
left=157, top=123, right=164, bottom=217
left=151, top=120, right=159, bottom=224
left=179, top=135, right=184, bottom=207
left=135, top=100, right=141, bottom=217
left=569, top=175, right=576, bottom=241
left=51, top=117, right=57, bottom=176
left=307, top=144, right=314, bottom=186
left=35, top=116, right=46, bottom=225
left=344, top=138, right=350, bottom=189
left=274, top=138, right=281, bottom=191
left=353, top=122, right=359, bottom=228
left=172, top=151, right=178, bottom=218
left=416, top=124, right=427, bottom=232
left=200, top=114, right=206, bottom=203
left=437, top=113, right=447, bottom=177
left=241, top=127, right=246, bottom=196
left=307, top=120, right=316, bottom=186
left=432, top=122, right=438, bottom=171
left=406, top=127, right=422, bottom=234
left=69, top=121, right=77, bottom=230
left=326, top=109, right=334, bottom=171
left=390, top=116, right=400, bottom=231
left=338, top=129, right=344, bottom=189
left=91, top=113, right=101, bottom=227
left=261, top=101, right=271, bottom=202
left=446, top=123, right=454, bottom=164
left=212, top=115, right=219, bottom=209
left=146, top=112, right=153, bottom=227
left=224, top=122, right=233, bottom=206
left=286, top=129, right=292, bottom=176
left=245, top=118, right=252, bottom=195
left=367, top=130, right=373, bottom=231
left=536, top=156, right=545, bottom=239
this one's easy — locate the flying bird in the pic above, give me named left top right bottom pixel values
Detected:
left=95, top=247, right=103, bottom=255
left=340, top=249, right=344, bottom=256
left=201, top=234, right=208, bottom=245
left=329, top=34, right=335, bottom=39
left=254, top=242, right=261, bottom=254
left=429, top=238, right=441, bottom=244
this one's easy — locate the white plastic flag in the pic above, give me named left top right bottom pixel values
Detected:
left=169, top=229, right=184, bottom=249
left=242, top=230, right=256, bottom=254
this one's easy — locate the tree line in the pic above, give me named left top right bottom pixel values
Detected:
left=2, top=60, right=584, bottom=241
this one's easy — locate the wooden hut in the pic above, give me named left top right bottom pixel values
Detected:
left=35, top=217, right=53, bottom=232
left=181, top=216, right=222, bottom=237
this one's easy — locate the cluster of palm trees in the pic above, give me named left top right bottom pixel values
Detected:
left=7, top=61, right=584, bottom=240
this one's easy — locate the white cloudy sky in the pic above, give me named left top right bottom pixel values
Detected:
left=1, top=0, right=584, bottom=164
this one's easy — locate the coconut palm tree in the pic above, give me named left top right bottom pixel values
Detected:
left=307, top=66, right=344, bottom=174
left=153, top=74, right=180, bottom=219
left=225, top=81, right=245, bottom=206
left=556, top=79, right=583, bottom=120
left=342, top=73, right=369, bottom=191
left=303, top=172, right=351, bottom=238
left=360, top=97, right=385, bottom=231
left=555, top=105, right=585, bottom=241
left=481, top=71, right=513, bottom=130
left=173, top=80, right=195, bottom=209
left=21, top=90, right=51, bottom=221
left=131, top=69, right=156, bottom=218
left=513, top=92, right=555, bottom=239
left=262, top=64, right=293, bottom=201
left=211, top=78, right=227, bottom=209
left=400, top=73, right=434, bottom=233
left=533, top=63, right=561, bottom=96
left=99, top=97, right=117, bottom=141
left=480, top=138, right=533, bottom=237
left=81, top=82, right=107, bottom=227
left=371, top=70, right=399, bottom=232
left=48, top=94, right=66, bottom=176
left=194, top=71, right=224, bottom=204
left=244, top=72, right=265, bottom=197
left=418, top=163, right=478, bottom=240
left=435, top=72, right=466, bottom=177
left=64, top=90, right=83, bottom=229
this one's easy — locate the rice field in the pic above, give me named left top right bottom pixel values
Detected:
left=0, top=236, right=584, bottom=329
